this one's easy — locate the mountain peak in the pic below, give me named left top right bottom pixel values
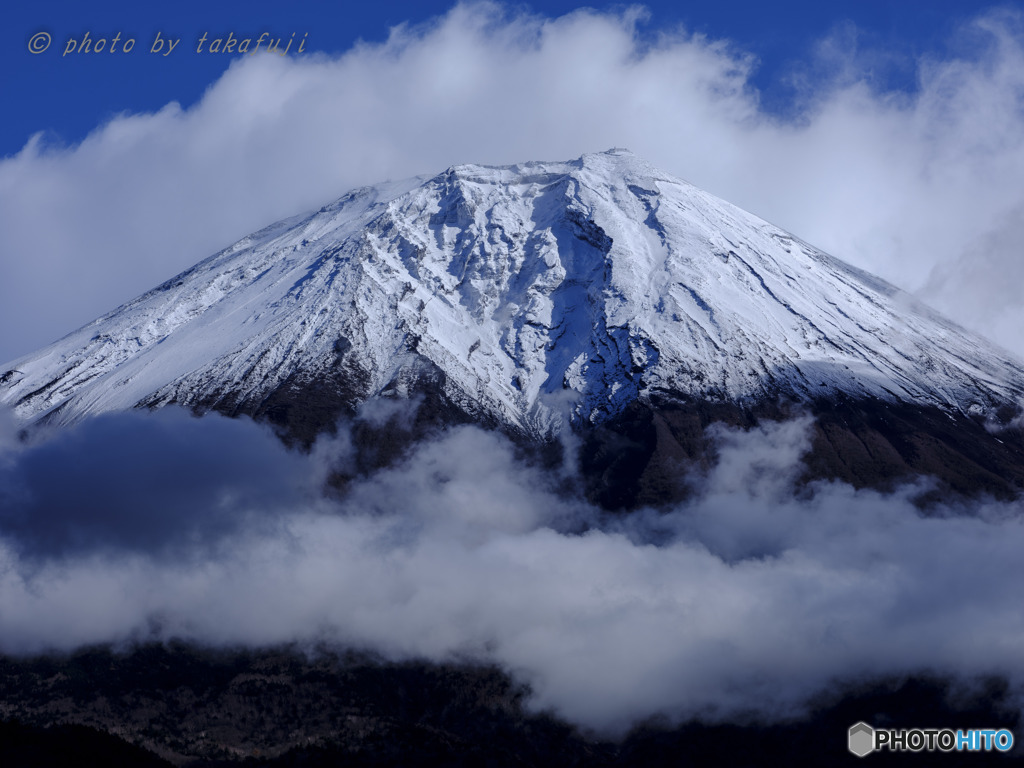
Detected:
left=3, top=153, right=1024, bottom=440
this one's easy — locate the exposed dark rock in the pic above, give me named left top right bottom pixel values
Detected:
left=573, top=394, right=1024, bottom=510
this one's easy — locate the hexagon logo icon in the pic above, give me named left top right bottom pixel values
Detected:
left=849, top=722, right=875, bottom=757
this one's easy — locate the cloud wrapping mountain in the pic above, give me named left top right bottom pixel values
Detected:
left=3, top=405, right=1024, bottom=734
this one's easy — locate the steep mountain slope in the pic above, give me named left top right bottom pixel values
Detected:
left=3, top=149, right=1023, bottom=501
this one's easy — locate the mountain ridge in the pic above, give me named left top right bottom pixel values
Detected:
left=3, top=149, right=1024, bottom=504
left=4, top=149, right=1023, bottom=436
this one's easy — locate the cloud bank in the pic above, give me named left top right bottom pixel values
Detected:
left=2, top=3, right=1024, bottom=363
left=3, top=406, right=1024, bottom=734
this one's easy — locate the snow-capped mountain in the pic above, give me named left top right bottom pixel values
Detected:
left=3, top=149, right=1024, bottom=447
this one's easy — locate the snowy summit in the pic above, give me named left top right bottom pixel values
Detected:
left=3, top=149, right=1024, bottom=437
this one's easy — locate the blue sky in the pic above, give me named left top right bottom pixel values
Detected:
left=3, top=0, right=1006, bottom=158
left=2, top=1, right=1024, bottom=363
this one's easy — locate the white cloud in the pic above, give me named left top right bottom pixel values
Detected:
left=2, top=3, right=1024, bottom=363
left=4, top=408, right=1024, bottom=734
